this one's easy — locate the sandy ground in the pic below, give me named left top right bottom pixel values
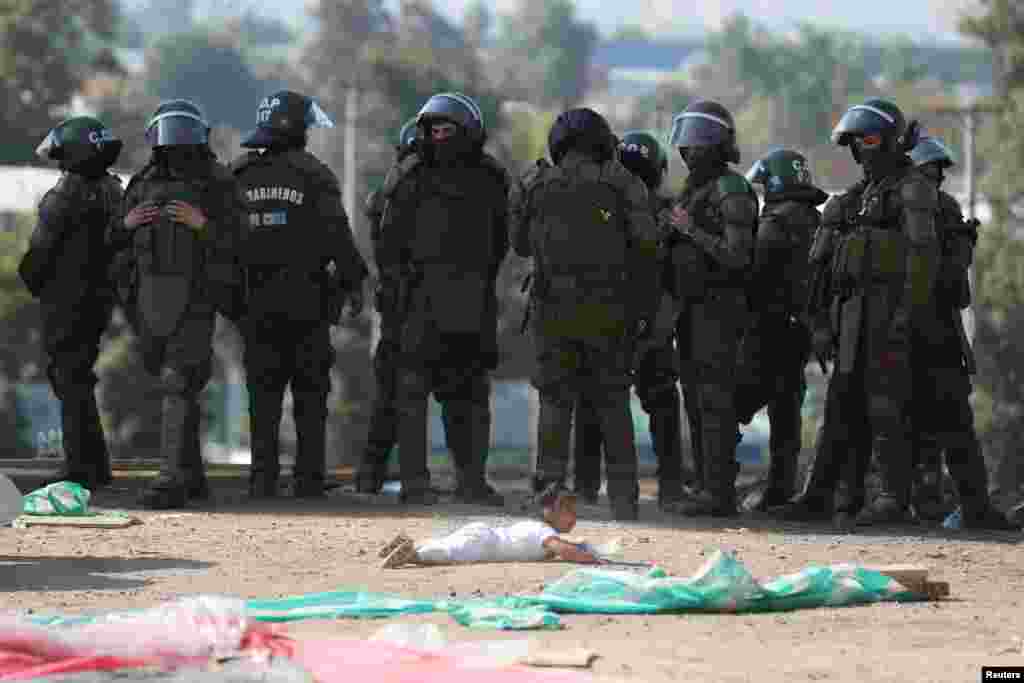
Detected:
left=2, top=472, right=1024, bottom=682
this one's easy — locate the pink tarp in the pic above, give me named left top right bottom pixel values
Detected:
left=0, top=620, right=593, bottom=682
left=287, top=638, right=594, bottom=682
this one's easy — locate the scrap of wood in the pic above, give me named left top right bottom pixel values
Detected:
left=868, top=564, right=949, bottom=600
left=522, top=647, right=598, bottom=668
left=15, top=514, right=140, bottom=528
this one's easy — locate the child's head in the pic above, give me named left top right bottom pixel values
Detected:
left=539, top=484, right=577, bottom=533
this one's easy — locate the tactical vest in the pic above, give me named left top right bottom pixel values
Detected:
left=126, top=166, right=209, bottom=339
left=831, top=170, right=913, bottom=294
left=670, top=172, right=757, bottom=300
left=233, top=150, right=331, bottom=323
left=752, top=200, right=818, bottom=317
left=528, top=161, right=633, bottom=341
left=379, top=154, right=507, bottom=335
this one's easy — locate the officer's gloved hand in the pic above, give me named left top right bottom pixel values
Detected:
left=342, top=287, right=365, bottom=319
left=811, top=326, right=834, bottom=366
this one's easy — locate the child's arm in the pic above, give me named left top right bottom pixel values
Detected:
left=542, top=536, right=602, bottom=564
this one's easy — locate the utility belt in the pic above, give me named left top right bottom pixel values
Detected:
left=831, top=225, right=908, bottom=294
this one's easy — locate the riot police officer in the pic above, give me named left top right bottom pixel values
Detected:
left=571, top=130, right=686, bottom=508
left=375, top=93, right=509, bottom=505
left=110, top=99, right=248, bottom=509
left=662, top=100, right=759, bottom=517
left=355, top=118, right=424, bottom=495
left=511, top=108, right=661, bottom=521
left=19, top=116, right=123, bottom=490
left=904, top=136, right=1017, bottom=529
left=231, top=90, right=368, bottom=498
left=737, top=149, right=828, bottom=511
left=791, top=99, right=940, bottom=526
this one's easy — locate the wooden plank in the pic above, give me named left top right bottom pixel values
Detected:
left=523, top=647, right=598, bottom=668
left=15, top=514, right=140, bottom=529
left=867, top=564, right=930, bottom=588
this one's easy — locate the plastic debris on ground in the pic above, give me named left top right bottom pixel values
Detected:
left=22, top=481, right=91, bottom=516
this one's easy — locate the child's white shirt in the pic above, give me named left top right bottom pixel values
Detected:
left=416, top=520, right=559, bottom=564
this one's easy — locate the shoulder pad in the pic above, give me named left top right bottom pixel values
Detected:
left=284, top=149, right=339, bottom=188
left=364, top=189, right=384, bottom=218
left=520, top=160, right=551, bottom=190
left=604, top=163, right=649, bottom=206
left=479, top=153, right=512, bottom=192
left=37, top=186, right=70, bottom=217
left=899, top=171, right=939, bottom=210
left=381, top=153, right=421, bottom=198
left=716, top=171, right=753, bottom=198
left=939, top=191, right=963, bottom=217
left=229, top=151, right=262, bottom=175
left=720, top=192, right=758, bottom=226
left=821, top=194, right=843, bottom=221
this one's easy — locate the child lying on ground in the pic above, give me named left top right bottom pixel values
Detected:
left=379, top=485, right=600, bottom=568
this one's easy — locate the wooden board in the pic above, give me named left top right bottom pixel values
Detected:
left=14, top=514, right=140, bottom=528
left=867, top=564, right=949, bottom=600
left=523, top=647, right=598, bottom=668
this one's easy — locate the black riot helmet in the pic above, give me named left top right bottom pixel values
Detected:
left=145, top=99, right=210, bottom=148
left=415, top=92, right=485, bottom=144
left=746, top=149, right=814, bottom=195
left=668, top=100, right=740, bottom=164
left=241, top=90, right=334, bottom=149
left=548, top=108, right=616, bottom=165
left=36, top=116, right=123, bottom=172
left=398, top=116, right=419, bottom=150
left=617, top=130, right=668, bottom=191
left=909, top=136, right=955, bottom=169
left=830, top=98, right=921, bottom=168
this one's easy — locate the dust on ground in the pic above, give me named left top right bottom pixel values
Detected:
left=2, top=473, right=1023, bottom=682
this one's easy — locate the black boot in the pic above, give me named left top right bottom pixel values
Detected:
left=947, top=438, right=1021, bottom=531
left=857, top=432, right=914, bottom=526
left=396, top=374, right=437, bottom=505
left=293, top=391, right=328, bottom=498
left=57, top=385, right=112, bottom=491
left=572, top=396, right=604, bottom=504
left=681, top=384, right=703, bottom=494
left=248, top=386, right=283, bottom=498
left=182, top=395, right=211, bottom=501
left=595, top=391, right=640, bottom=522
left=911, top=433, right=951, bottom=522
left=665, top=385, right=737, bottom=517
left=449, top=398, right=503, bottom=506
left=650, top=392, right=685, bottom=508
left=139, top=392, right=193, bottom=510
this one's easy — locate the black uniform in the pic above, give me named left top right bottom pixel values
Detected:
left=112, top=104, right=248, bottom=510
left=232, top=148, right=368, bottom=497
left=19, top=171, right=122, bottom=489
left=377, top=93, right=510, bottom=505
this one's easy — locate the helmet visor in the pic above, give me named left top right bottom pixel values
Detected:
left=145, top=112, right=209, bottom=146
left=669, top=112, right=731, bottom=148
left=35, top=130, right=59, bottom=161
left=830, top=105, right=895, bottom=145
left=744, top=159, right=767, bottom=186
left=307, top=100, right=335, bottom=129
left=909, top=137, right=955, bottom=168
left=417, top=93, right=481, bottom=131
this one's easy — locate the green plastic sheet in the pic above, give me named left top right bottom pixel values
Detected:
left=23, top=550, right=926, bottom=632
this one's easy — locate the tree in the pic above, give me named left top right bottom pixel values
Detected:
left=463, top=0, right=491, bottom=47
left=495, top=0, right=599, bottom=108
left=0, top=0, right=122, bottom=163
left=959, top=1, right=1024, bottom=494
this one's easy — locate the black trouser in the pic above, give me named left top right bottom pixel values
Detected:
left=244, top=319, right=334, bottom=492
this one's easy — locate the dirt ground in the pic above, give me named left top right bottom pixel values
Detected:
left=2, top=471, right=1024, bottom=682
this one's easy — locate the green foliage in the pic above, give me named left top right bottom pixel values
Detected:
left=0, top=0, right=121, bottom=163
left=0, top=211, right=36, bottom=322
left=496, top=0, right=598, bottom=107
